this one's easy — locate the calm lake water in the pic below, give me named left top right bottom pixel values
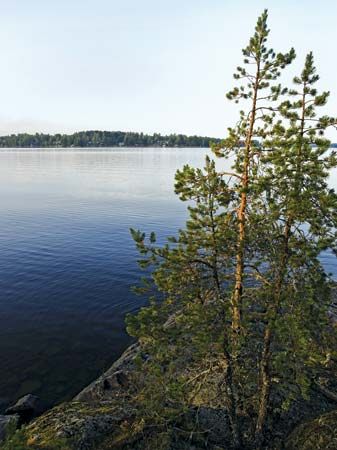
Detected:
left=0, top=147, right=336, bottom=411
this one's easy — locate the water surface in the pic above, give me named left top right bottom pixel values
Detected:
left=0, top=148, right=336, bottom=411
left=0, top=148, right=207, bottom=410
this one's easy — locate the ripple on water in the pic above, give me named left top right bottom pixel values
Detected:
left=0, top=147, right=335, bottom=411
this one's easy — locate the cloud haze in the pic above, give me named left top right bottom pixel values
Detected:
left=0, top=0, right=336, bottom=138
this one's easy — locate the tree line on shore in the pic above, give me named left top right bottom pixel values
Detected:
left=0, top=131, right=222, bottom=148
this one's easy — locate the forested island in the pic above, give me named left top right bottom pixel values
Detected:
left=0, top=131, right=221, bottom=148
left=0, top=131, right=335, bottom=149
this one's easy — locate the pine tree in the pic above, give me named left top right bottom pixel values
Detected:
left=127, top=12, right=337, bottom=450
left=212, top=9, right=294, bottom=445
left=128, top=157, right=238, bottom=447
left=253, top=52, right=337, bottom=446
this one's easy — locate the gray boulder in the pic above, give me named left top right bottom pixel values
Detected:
left=74, top=343, right=139, bottom=403
left=25, top=400, right=138, bottom=450
left=5, top=394, right=45, bottom=423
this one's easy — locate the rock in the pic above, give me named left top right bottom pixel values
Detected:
left=196, top=406, right=230, bottom=446
left=0, top=414, right=19, bottom=443
left=24, top=400, right=138, bottom=450
left=102, top=370, right=129, bottom=390
left=74, top=343, right=139, bottom=403
left=5, top=394, right=45, bottom=423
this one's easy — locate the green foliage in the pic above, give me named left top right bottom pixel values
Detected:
left=0, top=131, right=221, bottom=148
left=2, top=427, right=70, bottom=450
left=2, top=428, right=30, bottom=450
left=127, top=9, right=337, bottom=450
left=127, top=157, right=235, bottom=435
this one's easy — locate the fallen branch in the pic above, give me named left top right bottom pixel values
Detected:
left=315, top=381, right=337, bottom=403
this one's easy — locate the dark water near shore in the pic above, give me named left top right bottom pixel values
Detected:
left=0, top=148, right=336, bottom=411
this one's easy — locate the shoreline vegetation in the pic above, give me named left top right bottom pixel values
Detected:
left=0, top=131, right=335, bottom=149
left=0, top=131, right=222, bottom=149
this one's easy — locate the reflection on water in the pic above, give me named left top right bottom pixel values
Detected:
left=0, top=148, right=336, bottom=411
left=0, top=148, right=212, bottom=410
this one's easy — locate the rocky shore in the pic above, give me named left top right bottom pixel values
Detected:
left=0, top=344, right=141, bottom=449
left=1, top=289, right=337, bottom=449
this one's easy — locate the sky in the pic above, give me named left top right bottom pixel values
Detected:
left=0, top=0, right=336, bottom=138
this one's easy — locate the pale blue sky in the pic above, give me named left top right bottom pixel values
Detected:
left=0, top=0, right=336, bottom=138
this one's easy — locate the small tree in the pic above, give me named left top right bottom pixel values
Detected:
left=128, top=157, right=237, bottom=447
left=253, top=52, right=337, bottom=446
left=211, top=9, right=295, bottom=446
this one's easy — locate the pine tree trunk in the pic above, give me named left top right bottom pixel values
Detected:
left=210, top=204, right=242, bottom=448
left=231, top=61, right=260, bottom=344
left=254, top=82, right=307, bottom=446
left=254, top=215, right=292, bottom=446
left=222, top=346, right=242, bottom=449
left=230, top=65, right=261, bottom=432
left=254, top=318, right=274, bottom=447
left=223, top=59, right=262, bottom=450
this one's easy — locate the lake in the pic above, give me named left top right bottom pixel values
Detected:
left=0, top=147, right=336, bottom=411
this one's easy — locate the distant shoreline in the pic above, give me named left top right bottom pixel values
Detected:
left=0, top=146, right=210, bottom=149
left=0, top=130, right=222, bottom=149
left=0, top=130, right=335, bottom=149
left=1, top=144, right=336, bottom=150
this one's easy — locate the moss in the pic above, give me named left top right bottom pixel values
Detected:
left=18, top=399, right=136, bottom=450
left=24, top=402, right=108, bottom=448
left=2, top=427, right=70, bottom=450
left=285, top=409, right=337, bottom=450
